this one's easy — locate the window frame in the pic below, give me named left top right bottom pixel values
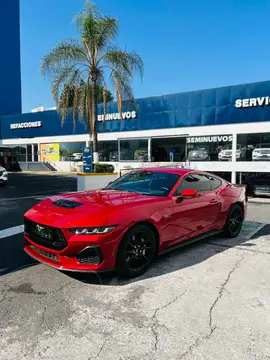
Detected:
left=173, top=172, right=213, bottom=196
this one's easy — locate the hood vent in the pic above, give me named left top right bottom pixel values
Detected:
left=52, top=199, right=83, bottom=209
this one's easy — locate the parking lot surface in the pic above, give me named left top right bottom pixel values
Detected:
left=0, top=173, right=270, bottom=360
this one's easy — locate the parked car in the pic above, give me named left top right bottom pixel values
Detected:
left=68, top=153, right=82, bottom=161
left=218, top=144, right=245, bottom=161
left=187, top=148, right=210, bottom=161
left=0, top=165, right=8, bottom=186
left=246, top=178, right=270, bottom=197
left=252, top=143, right=270, bottom=161
left=24, top=168, right=247, bottom=278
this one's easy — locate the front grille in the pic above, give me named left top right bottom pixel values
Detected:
left=24, top=217, right=68, bottom=250
left=76, top=246, right=103, bottom=265
left=30, top=245, right=59, bottom=262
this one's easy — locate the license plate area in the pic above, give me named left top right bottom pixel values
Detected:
left=30, top=245, right=59, bottom=262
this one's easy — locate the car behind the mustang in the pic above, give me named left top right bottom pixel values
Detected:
left=0, top=166, right=8, bottom=186
left=24, top=168, right=247, bottom=278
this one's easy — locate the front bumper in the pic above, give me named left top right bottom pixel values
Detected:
left=24, top=225, right=125, bottom=272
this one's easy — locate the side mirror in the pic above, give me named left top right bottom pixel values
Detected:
left=180, top=189, right=198, bottom=198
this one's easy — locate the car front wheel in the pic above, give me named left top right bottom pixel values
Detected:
left=115, top=224, right=157, bottom=278
left=223, top=204, right=243, bottom=238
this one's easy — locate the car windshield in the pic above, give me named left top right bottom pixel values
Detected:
left=256, top=144, right=270, bottom=148
left=106, top=171, right=180, bottom=196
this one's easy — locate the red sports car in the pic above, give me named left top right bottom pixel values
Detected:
left=24, top=168, right=247, bottom=278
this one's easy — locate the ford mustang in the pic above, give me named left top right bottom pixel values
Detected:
left=24, top=168, right=247, bottom=278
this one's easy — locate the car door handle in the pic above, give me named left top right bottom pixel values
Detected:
left=209, top=199, right=219, bottom=204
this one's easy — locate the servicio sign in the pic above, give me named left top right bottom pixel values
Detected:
left=235, top=97, right=270, bottom=108
left=187, top=135, right=233, bottom=143
left=97, top=111, right=137, bottom=121
left=10, top=121, right=42, bottom=130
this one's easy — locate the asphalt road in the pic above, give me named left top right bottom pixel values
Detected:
left=0, top=173, right=270, bottom=360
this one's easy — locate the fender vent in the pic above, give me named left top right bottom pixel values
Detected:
left=52, top=199, right=83, bottom=209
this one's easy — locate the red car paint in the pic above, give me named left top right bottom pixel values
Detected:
left=24, top=168, right=247, bottom=273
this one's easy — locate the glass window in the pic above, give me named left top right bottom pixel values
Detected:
left=98, top=141, right=118, bottom=162
left=208, top=176, right=222, bottom=190
left=2, top=145, right=26, bottom=162
left=237, top=133, right=270, bottom=161
left=186, top=135, right=233, bottom=162
left=174, top=174, right=211, bottom=195
left=27, top=144, right=32, bottom=162
left=106, top=171, right=180, bottom=196
left=60, top=142, right=85, bottom=161
left=119, top=139, right=149, bottom=161
left=34, top=144, right=38, bottom=162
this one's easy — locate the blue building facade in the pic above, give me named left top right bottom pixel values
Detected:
left=0, top=0, right=22, bottom=122
left=1, top=80, right=270, bottom=140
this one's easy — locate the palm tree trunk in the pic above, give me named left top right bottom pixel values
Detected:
left=92, top=81, right=99, bottom=163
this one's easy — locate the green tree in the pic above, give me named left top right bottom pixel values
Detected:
left=41, top=1, right=143, bottom=163
left=59, top=83, right=114, bottom=108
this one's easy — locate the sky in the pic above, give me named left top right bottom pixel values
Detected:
left=20, top=0, right=270, bottom=113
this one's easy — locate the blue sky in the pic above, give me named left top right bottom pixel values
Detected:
left=20, top=0, right=270, bottom=113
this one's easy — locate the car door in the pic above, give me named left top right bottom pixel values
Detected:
left=171, top=173, right=221, bottom=243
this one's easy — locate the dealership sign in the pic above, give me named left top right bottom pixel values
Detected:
left=235, top=97, right=270, bottom=108
left=187, top=135, right=233, bottom=143
left=97, top=111, right=137, bottom=121
left=10, top=121, right=42, bottom=130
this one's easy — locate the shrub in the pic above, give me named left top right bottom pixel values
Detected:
left=94, top=163, right=115, bottom=173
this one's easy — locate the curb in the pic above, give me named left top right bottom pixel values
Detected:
left=248, top=198, right=270, bottom=204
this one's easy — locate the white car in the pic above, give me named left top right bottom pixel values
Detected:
left=0, top=166, right=8, bottom=186
left=252, top=144, right=270, bottom=161
left=218, top=145, right=244, bottom=161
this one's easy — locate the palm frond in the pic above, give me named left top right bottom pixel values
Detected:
left=41, top=39, right=87, bottom=77
left=103, top=49, right=144, bottom=81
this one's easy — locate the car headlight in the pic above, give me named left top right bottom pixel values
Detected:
left=70, top=226, right=117, bottom=235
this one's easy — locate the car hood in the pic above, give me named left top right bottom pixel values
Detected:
left=24, top=190, right=164, bottom=228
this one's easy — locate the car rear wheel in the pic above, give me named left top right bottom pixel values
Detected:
left=115, top=224, right=157, bottom=278
left=223, top=204, right=243, bottom=238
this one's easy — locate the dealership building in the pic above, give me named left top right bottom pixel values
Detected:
left=1, top=80, right=270, bottom=183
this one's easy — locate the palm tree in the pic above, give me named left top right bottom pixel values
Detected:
left=59, top=82, right=114, bottom=109
left=41, top=1, right=143, bottom=163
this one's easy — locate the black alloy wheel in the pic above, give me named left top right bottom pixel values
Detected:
left=116, top=224, right=157, bottom=278
left=223, top=204, right=243, bottom=238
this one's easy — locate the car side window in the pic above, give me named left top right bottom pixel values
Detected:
left=209, top=176, right=222, bottom=190
left=174, top=173, right=211, bottom=195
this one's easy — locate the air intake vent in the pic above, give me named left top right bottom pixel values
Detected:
left=52, top=199, right=83, bottom=209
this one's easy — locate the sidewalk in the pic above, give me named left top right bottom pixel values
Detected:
left=248, top=197, right=270, bottom=204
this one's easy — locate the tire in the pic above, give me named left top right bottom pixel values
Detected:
left=223, top=204, right=243, bottom=238
left=115, top=224, right=157, bottom=278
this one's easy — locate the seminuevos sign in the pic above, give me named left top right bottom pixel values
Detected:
left=187, top=135, right=233, bottom=143
left=235, top=97, right=270, bottom=108
left=10, top=121, right=42, bottom=130
left=97, top=111, right=137, bottom=121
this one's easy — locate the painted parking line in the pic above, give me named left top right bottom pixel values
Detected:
left=0, top=225, right=24, bottom=240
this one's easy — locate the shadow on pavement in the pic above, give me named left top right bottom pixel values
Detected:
left=61, top=225, right=270, bottom=286
left=2, top=223, right=269, bottom=282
